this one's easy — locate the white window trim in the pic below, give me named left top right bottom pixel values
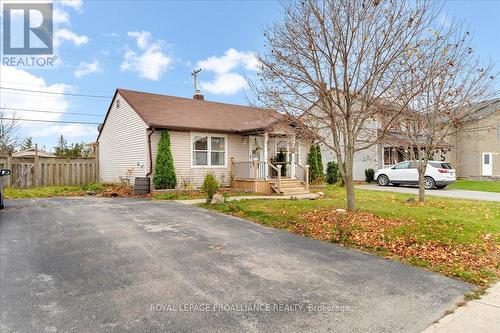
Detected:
left=190, top=132, right=228, bottom=168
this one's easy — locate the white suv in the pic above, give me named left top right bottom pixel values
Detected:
left=375, top=161, right=456, bottom=189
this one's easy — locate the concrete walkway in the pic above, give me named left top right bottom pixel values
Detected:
left=422, top=282, right=500, bottom=333
left=175, top=193, right=319, bottom=205
left=356, top=184, right=500, bottom=202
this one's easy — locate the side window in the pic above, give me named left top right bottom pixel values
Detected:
left=394, top=162, right=410, bottom=169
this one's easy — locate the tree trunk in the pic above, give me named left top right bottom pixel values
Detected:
left=418, top=167, right=426, bottom=203
left=344, top=153, right=356, bottom=211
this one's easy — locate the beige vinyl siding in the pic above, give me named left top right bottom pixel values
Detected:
left=448, top=110, right=500, bottom=178
left=98, top=93, right=148, bottom=184
left=150, top=131, right=248, bottom=188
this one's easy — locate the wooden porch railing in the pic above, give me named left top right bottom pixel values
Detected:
left=230, top=159, right=267, bottom=181
left=268, top=162, right=282, bottom=193
left=295, top=163, right=310, bottom=190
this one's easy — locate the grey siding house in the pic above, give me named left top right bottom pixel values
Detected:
left=319, top=98, right=500, bottom=180
left=447, top=99, right=500, bottom=179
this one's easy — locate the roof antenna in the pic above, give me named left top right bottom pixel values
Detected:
left=191, top=68, right=204, bottom=100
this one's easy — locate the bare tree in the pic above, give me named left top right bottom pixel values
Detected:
left=0, top=110, right=19, bottom=155
left=252, top=0, right=442, bottom=210
left=393, top=20, right=497, bottom=202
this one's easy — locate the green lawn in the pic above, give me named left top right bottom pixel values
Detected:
left=152, top=189, right=263, bottom=201
left=4, top=183, right=119, bottom=199
left=204, top=185, right=500, bottom=286
left=448, top=179, right=500, bottom=193
left=4, top=184, right=255, bottom=201
left=5, top=185, right=90, bottom=199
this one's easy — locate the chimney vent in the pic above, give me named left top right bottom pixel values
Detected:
left=193, top=90, right=204, bottom=100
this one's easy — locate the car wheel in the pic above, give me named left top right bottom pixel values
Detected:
left=424, top=177, right=435, bottom=190
left=378, top=175, right=389, bottom=186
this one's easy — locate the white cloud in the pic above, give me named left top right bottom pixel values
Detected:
left=196, top=49, right=259, bottom=95
left=0, top=65, right=71, bottom=121
left=121, top=31, right=172, bottom=81
left=127, top=31, right=151, bottom=50
left=199, top=73, right=248, bottom=95
left=198, top=48, right=258, bottom=74
left=55, top=28, right=89, bottom=47
left=74, top=60, right=101, bottom=78
left=0, top=65, right=96, bottom=144
left=60, top=0, right=84, bottom=12
left=53, top=8, right=70, bottom=24
left=30, top=124, right=97, bottom=138
left=102, top=32, right=119, bottom=38
left=53, top=0, right=84, bottom=25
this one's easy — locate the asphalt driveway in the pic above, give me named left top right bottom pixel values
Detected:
left=356, top=184, right=500, bottom=202
left=0, top=197, right=472, bottom=332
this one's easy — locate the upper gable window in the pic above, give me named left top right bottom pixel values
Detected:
left=116, top=99, right=120, bottom=109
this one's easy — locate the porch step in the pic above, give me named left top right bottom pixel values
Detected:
left=270, top=178, right=310, bottom=195
left=279, top=182, right=306, bottom=188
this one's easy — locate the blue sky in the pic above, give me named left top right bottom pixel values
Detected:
left=0, top=0, right=499, bottom=150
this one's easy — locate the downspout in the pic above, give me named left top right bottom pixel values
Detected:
left=146, top=128, right=155, bottom=177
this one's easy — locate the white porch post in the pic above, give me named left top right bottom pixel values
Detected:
left=290, top=134, right=296, bottom=178
left=263, top=132, right=269, bottom=179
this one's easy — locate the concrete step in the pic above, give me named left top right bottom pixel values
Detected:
left=275, top=183, right=305, bottom=188
left=281, top=186, right=308, bottom=192
left=270, top=178, right=310, bottom=195
left=270, top=180, right=304, bottom=186
left=271, top=186, right=310, bottom=195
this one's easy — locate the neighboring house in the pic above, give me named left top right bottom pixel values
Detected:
left=318, top=115, right=431, bottom=181
left=446, top=99, right=500, bottom=179
left=12, top=149, right=56, bottom=158
left=320, top=98, right=500, bottom=180
left=97, top=89, right=313, bottom=194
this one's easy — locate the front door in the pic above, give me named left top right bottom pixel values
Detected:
left=482, top=152, right=493, bottom=176
left=249, top=136, right=264, bottom=161
left=248, top=136, right=264, bottom=178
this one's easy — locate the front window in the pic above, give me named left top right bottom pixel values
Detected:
left=210, top=137, right=225, bottom=166
left=192, top=134, right=226, bottom=166
left=192, top=136, right=208, bottom=166
left=384, top=147, right=404, bottom=166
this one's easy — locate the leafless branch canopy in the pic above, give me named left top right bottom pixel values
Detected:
left=252, top=0, right=444, bottom=165
left=0, top=110, right=19, bottom=155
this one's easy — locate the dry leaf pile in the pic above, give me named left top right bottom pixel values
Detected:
left=298, top=209, right=499, bottom=285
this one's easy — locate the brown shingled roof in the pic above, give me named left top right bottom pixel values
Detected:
left=116, top=88, right=281, bottom=133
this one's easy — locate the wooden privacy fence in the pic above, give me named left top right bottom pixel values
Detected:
left=0, top=156, right=97, bottom=188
